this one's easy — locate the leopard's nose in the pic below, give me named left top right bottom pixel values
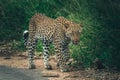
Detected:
left=73, top=40, right=79, bottom=45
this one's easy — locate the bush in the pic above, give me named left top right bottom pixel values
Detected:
left=1, top=0, right=120, bottom=70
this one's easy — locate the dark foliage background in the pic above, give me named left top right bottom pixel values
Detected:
left=0, top=0, right=120, bottom=70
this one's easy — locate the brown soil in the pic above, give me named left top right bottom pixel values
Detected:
left=0, top=51, right=120, bottom=80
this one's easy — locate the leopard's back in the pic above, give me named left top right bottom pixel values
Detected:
left=29, top=13, right=56, bottom=40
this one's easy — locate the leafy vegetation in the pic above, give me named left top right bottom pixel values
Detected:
left=0, top=0, right=120, bottom=70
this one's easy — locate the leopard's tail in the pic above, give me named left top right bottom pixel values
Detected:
left=23, top=30, right=29, bottom=47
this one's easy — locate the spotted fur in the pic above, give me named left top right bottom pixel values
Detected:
left=23, top=13, right=82, bottom=72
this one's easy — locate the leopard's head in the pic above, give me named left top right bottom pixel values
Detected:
left=64, top=22, right=82, bottom=45
left=56, top=17, right=82, bottom=45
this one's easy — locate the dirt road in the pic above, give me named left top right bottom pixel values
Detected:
left=0, top=51, right=120, bottom=80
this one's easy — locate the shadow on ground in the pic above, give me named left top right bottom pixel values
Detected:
left=0, top=65, right=48, bottom=80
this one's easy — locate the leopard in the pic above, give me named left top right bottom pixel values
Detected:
left=23, top=13, right=82, bottom=72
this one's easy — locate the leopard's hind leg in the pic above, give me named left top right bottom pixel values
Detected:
left=27, top=38, right=37, bottom=69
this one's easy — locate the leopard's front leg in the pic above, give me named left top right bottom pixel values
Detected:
left=54, top=42, right=70, bottom=72
left=63, top=42, right=70, bottom=63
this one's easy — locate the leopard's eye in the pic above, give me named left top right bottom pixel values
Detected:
left=66, top=32, right=72, bottom=37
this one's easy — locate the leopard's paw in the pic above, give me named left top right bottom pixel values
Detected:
left=29, top=64, right=36, bottom=69
left=45, top=64, right=52, bottom=70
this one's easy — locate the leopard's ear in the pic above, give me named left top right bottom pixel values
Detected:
left=64, top=21, right=69, bottom=29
